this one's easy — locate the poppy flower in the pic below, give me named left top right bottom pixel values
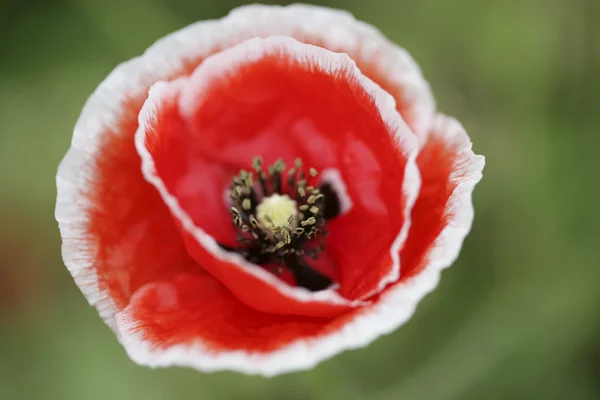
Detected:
left=56, top=4, right=484, bottom=376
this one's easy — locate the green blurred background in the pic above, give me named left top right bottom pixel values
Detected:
left=1, top=0, right=599, bottom=399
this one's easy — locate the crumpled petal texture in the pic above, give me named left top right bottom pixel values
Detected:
left=55, top=4, right=484, bottom=376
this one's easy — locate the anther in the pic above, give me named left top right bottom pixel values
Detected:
left=281, top=228, right=291, bottom=244
left=242, top=198, right=251, bottom=210
left=252, top=156, right=263, bottom=171
left=301, top=217, right=317, bottom=226
left=273, top=158, right=286, bottom=173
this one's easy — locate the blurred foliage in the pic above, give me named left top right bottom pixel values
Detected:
left=1, top=0, right=599, bottom=399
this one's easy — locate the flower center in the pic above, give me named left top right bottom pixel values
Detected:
left=227, top=157, right=333, bottom=291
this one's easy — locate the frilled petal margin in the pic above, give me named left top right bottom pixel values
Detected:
left=115, top=113, right=483, bottom=376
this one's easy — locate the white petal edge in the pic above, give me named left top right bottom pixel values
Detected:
left=117, top=113, right=483, bottom=376
left=56, top=3, right=432, bottom=339
left=56, top=167, right=120, bottom=331
left=136, top=36, right=420, bottom=309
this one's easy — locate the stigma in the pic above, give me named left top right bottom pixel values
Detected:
left=256, top=194, right=298, bottom=231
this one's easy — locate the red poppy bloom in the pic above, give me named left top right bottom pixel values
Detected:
left=56, top=4, right=484, bottom=376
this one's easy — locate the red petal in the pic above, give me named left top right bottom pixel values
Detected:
left=115, top=272, right=392, bottom=376
left=138, top=79, right=238, bottom=247
left=139, top=37, right=418, bottom=313
left=120, top=273, right=329, bottom=353
left=325, top=137, right=419, bottom=300
left=400, top=114, right=485, bottom=280
left=79, top=96, right=202, bottom=314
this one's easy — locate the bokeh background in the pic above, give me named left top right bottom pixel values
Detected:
left=1, top=0, right=599, bottom=399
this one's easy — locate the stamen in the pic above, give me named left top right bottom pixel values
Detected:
left=281, top=228, right=291, bottom=244
left=252, top=156, right=263, bottom=171
left=227, top=157, right=333, bottom=291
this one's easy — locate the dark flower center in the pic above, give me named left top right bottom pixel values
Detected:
left=227, top=157, right=336, bottom=291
